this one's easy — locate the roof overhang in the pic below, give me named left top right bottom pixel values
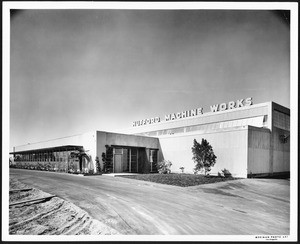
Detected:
left=9, top=145, right=84, bottom=154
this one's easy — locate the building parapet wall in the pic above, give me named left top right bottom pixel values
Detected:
left=121, top=102, right=270, bottom=135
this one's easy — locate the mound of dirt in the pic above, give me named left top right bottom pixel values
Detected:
left=9, top=178, right=120, bottom=235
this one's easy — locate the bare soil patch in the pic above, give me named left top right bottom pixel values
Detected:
left=9, top=178, right=119, bottom=235
left=118, top=173, right=239, bottom=187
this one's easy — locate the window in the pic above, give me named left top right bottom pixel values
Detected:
left=115, top=148, right=123, bottom=154
left=150, top=149, right=158, bottom=172
left=274, top=110, right=290, bottom=130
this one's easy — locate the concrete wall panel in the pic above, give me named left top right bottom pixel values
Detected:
left=273, top=151, right=290, bottom=172
left=96, top=131, right=107, bottom=170
left=247, top=127, right=271, bottom=175
left=248, top=148, right=270, bottom=174
left=105, top=132, right=159, bottom=149
left=158, top=128, right=248, bottom=178
left=272, top=127, right=290, bottom=173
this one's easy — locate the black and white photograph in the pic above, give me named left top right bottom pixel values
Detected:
left=2, top=1, right=298, bottom=242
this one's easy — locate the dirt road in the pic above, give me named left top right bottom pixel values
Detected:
left=9, top=178, right=119, bottom=235
left=9, top=168, right=290, bottom=235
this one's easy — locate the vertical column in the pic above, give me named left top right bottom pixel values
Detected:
left=146, top=148, right=151, bottom=173
left=66, top=151, right=69, bottom=173
left=269, top=102, right=274, bottom=176
left=137, top=149, right=139, bottom=173
left=112, top=148, right=115, bottom=173
left=129, top=149, right=131, bottom=173
left=121, top=148, right=123, bottom=173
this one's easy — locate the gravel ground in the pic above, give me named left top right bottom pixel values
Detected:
left=9, top=178, right=120, bottom=235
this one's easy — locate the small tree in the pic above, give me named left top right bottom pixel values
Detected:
left=9, top=157, right=14, bottom=167
left=101, top=153, right=108, bottom=173
left=69, top=149, right=91, bottom=173
left=102, top=145, right=113, bottom=173
left=95, top=156, right=101, bottom=173
left=192, top=138, right=217, bottom=175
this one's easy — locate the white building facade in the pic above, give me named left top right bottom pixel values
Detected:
left=124, top=99, right=290, bottom=178
left=11, top=99, right=290, bottom=178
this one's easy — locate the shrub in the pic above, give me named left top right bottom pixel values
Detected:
left=179, top=166, right=185, bottom=173
left=95, top=156, right=101, bottom=173
left=221, top=168, right=232, bottom=178
left=157, top=160, right=172, bottom=174
left=102, top=145, right=113, bottom=173
left=192, top=138, right=217, bottom=175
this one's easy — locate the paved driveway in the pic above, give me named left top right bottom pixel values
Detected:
left=9, top=169, right=289, bottom=235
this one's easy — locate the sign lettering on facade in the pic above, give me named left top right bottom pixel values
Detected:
left=132, top=97, right=253, bottom=127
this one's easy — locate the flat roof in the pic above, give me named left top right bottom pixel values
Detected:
left=10, top=145, right=83, bottom=154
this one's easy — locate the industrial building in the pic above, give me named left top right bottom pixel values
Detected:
left=11, top=132, right=160, bottom=174
left=10, top=99, right=290, bottom=178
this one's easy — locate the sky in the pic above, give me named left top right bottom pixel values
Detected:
left=9, top=9, right=290, bottom=150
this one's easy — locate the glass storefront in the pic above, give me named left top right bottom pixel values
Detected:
left=11, top=146, right=89, bottom=173
left=112, top=146, right=158, bottom=173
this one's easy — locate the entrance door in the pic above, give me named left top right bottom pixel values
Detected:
left=112, top=147, right=140, bottom=173
left=130, top=148, right=138, bottom=173
left=114, top=154, right=123, bottom=173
